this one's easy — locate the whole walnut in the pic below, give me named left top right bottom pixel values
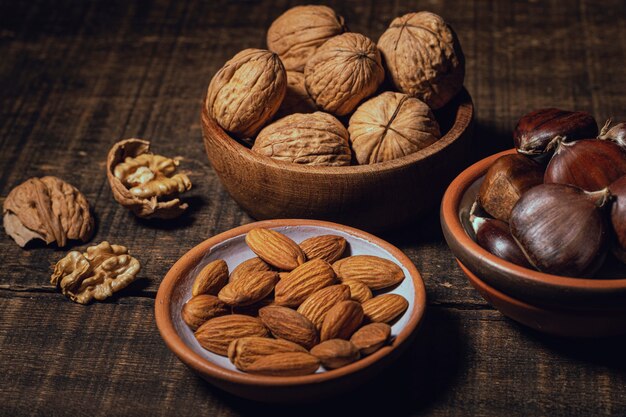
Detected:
left=348, top=92, right=441, bottom=164
left=267, top=5, right=346, bottom=72
left=3, top=176, right=94, bottom=247
left=377, top=12, right=465, bottom=109
left=275, top=71, right=318, bottom=119
left=252, top=112, right=352, bottom=166
left=206, top=48, right=287, bottom=138
left=305, top=33, right=385, bottom=116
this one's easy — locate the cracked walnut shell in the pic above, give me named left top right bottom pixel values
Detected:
left=377, top=11, right=465, bottom=109
left=252, top=112, right=352, bottom=166
left=305, top=33, right=385, bottom=116
left=206, top=48, right=287, bottom=139
left=348, top=92, right=441, bottom=164
left=107, top=138, right=192, bottom=219
left=50, top=241, right=141, bottom=304
left=3, top=176, right=94, bottom=247
left=267, top=5, right=346, bottom=72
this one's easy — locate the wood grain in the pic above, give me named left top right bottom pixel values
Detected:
left=1, top=0, right=626, bottom=415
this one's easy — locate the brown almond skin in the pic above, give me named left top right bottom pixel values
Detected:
left=181, top=294, right=229, bottom=330
left=218, top=271, right=279, bottom=306
left=362, top=294, right=409, bottom=324
left=310, top=339, right=360, bottom=369
left=227, top=337, right=306, bottom=371
left=259, top=305, right=319, bottom=349
left=333, top=255, right=404, bottom=290
left=274, top=259, right=336, bottom=307
left=246, top=352, right=320, bottom=376
left=229, top=257, right=271, bottom=283
left=342, top=279, right=372, bottom=303
left=299, top=235, right=347, bottom=264
left=194, top=315, right=268, bottom=356
left=296, top=284, right=351, bottom=330
left=245, top=228, right=306, bottom=271
left=321, top=300, right=363, bottom=341
left=192, top=259, right=229, bottom=296
left=350, top=323, right=391, bottom=355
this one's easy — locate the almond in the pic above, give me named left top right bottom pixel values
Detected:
left=181, top=294, right=229, bottom=330
left=310, top=339, right=360, bottom=369
left=192, top=259, right=229, bottom=296
left=229, top=257, right=271, bottom=282
left=246, top=352, right=320, bottom=376
left=278, top=272, right=290, bottom=280
left=218, top=271, right=278, bottom=306
left=194, top=314, right=268, bottom=356
left=350, top=323, right=391, bottom=355
left=362, top=294, right=409, bottom=323
left=259, top=305, right=319, bottom=349
left=320, top=300, right=363, bottom=341
left=332, top=255, right=404, bottom=290
left=343, top=279, right=372, bottom=303
left=299, top=234, right=347, bottom=264
left=245, top=228, right=306, bottom=271
left=228, top=337, right=306, bottom=371
left=274, top=258, right=336, bottom=307
left=296, top=284, right=351, bottom=330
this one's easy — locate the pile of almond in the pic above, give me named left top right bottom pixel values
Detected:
left=181, top=227, right=409, bottom=376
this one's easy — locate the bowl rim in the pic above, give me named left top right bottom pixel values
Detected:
left=154, top=218, right=427, bottom=387
left=201, top=88, right=473, bottom=176
left=441, top=148, right=626, bottom=290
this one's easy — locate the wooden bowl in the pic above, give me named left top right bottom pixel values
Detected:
left=441, top=149, right=626, bottom=312
left=201, top=89, right=474, bottom=232
left=154, top=219, right=426, bottom=403
left=459, top=261, right=626, bottom=337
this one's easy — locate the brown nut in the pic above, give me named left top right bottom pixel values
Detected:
left=50, top=241, right=141, bottom=304
left=195, top=315, right=269, bottom=356
left=267, top=5, right=346, bottom=72
left=218, top=271, right=279, bottom=307
left=310, top=339, right=360, bottom=369
left=348, top=92, right=441, bottom=164
left=332, top=255, right=405, bottom=290
left=305, top=33, right=384, bottom=116
left=229, top=257, right=272, bottom=283
left=320, top=300, right=363, bottom=341
left=206, top=48, right=286, bottom=138
left=377, top=11, right=465, bottom=109
left=182, top=295, right=229, bottom=330
left=228, top=337, right=307, bottom=371
left=362, top=294, right=409, bottom=324
left=259, top=305, right=319, bottom=349
left=3, top=176, right=94, bottom=248
left=275, top=71, right=319, bottom=119
left=299, top=234, right=347, bottom=264
left=107, top=139, right=192, bottom=219
left=252, top=112, right=351, bottom=166
left=350, top=323, right=391, bottom=355
left=192, top=259, right=229, bottom=296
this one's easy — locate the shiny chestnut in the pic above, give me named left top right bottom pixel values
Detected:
left=609, top=175, right=626, bottom=263
left=598, top=120, right=626, bottom=149
left=470, top=213, right=533, bottom=269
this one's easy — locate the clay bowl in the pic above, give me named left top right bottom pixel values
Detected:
left=201, top=88, right=474, bottom=233
left=155, top=219, right=426, bottom=403
left=441, top=149, right=626, bottom=327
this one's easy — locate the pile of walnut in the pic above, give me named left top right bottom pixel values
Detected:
left=183, top=227, right=409, bottom=376
left=205, top=5, right=464, bottom=166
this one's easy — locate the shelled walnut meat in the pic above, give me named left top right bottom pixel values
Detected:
left=206, top=48, right=287, bottom=138
left=50, top=241, right=141, bottom=304
left=107, top=138, right=192, bottom=219
left=378, top=11, right=465, bottom=109
left=348, top=92, right=441, bottom=164
left=252, top=112, right=352, bottom=166
left=267, top=5, right=346, bottom=72
left=3, top=176, right=94, bottom=247
left=184, top=227, right=409, bottom=376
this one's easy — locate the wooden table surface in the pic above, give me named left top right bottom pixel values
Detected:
left=1, top=0, right=626, bottom=415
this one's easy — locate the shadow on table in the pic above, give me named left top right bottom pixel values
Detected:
left=198, top=308, right=467, bottom=416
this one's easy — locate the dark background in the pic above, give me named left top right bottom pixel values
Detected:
left=1, top=0, right=626, bottom=416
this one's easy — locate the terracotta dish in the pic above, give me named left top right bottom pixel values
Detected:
left=155, top=219, right=426, bottom=402
left=201, top=89, right=474, bottom=232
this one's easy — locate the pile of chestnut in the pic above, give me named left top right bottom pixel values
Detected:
left=471, top=108, right=626, bottom=277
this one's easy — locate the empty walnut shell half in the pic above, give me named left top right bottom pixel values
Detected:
left=252, top=112, right=352, bottom=166
left=206, top=48, right=287, bottom=139
left=348, top=92, right=441, bottom=164
left=3, top=176, right=94, bottom=248
left=267, top=5, right=346, bottom=72
left=305, top=33, right=385, bottom=116
left=107, top=138, right=192, bottom=219
left=50, top=241, right=141, bottom=304
left=378, top=11, right=465, bottom=109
